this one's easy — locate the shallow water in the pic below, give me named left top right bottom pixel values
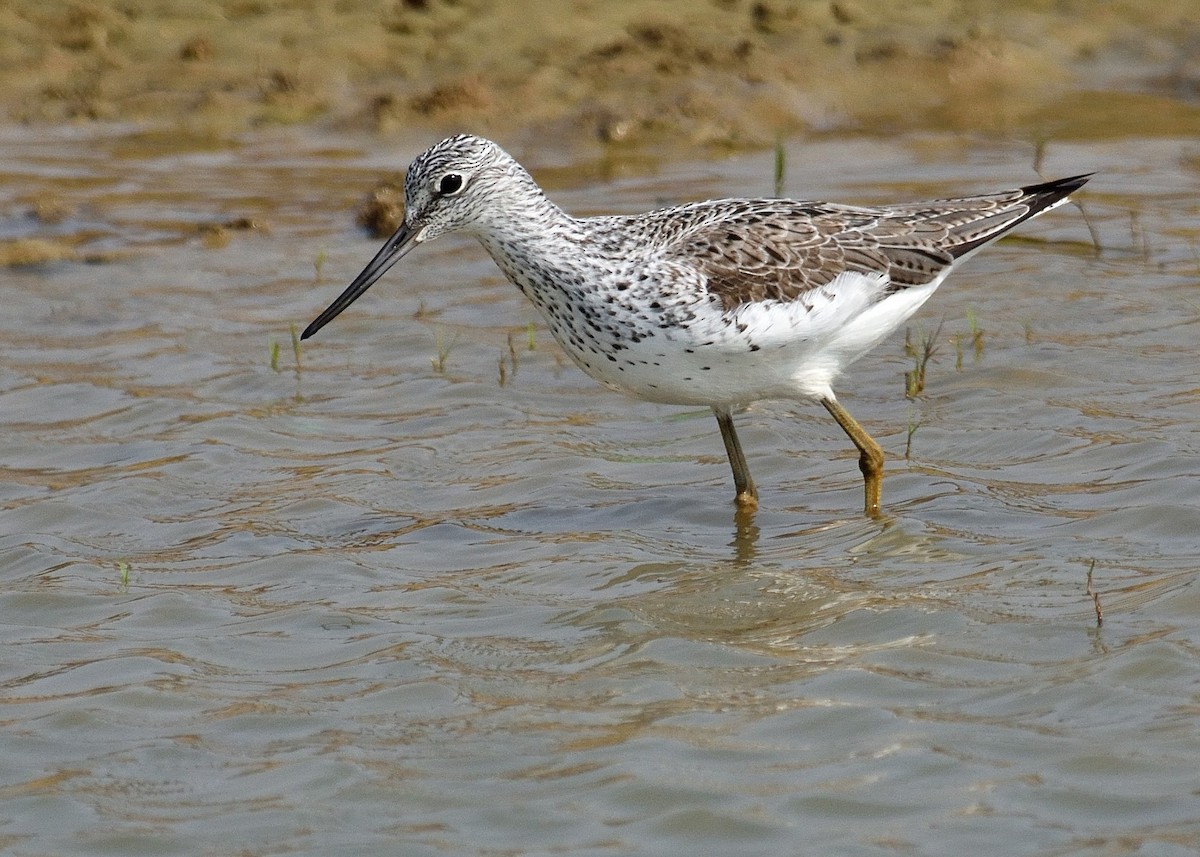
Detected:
left=2, top=124, right=1199, bottom=856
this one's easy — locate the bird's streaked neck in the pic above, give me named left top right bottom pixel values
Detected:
left=471, top=182, right=588, bottom=266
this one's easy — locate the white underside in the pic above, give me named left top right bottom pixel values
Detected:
left=588, top=271, right=944, bottom=407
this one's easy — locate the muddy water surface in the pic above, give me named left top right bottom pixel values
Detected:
left=2, top=125, right=1199, bottom=855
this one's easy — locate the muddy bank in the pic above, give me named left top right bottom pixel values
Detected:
left=1, top=1, right=1197, bottom=147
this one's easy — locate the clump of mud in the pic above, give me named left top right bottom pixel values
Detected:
left=358, top=177, right=406, bottom=238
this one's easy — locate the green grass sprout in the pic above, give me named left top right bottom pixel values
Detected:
left=773, top=138, right=786, bottom=197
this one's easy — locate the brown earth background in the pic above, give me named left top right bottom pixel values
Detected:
left=1, top=0, right=1198, bottom=149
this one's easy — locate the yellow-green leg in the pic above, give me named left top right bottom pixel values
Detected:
left=713, top=406, right=758, bottom=510
left=821, top=396, right=884, bottom=518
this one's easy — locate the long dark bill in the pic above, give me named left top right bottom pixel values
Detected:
left=300, top=223, right=422, bottom=340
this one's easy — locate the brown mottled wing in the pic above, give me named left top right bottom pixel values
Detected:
left=665, top=175, right=1090, bottom=312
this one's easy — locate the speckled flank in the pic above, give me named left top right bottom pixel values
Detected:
left=303, top=134, right=1089, bottom=512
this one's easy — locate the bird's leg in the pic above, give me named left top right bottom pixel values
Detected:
left=821, top=397, right=884, bottom=518
left=713, top=406, right=758, bottom=510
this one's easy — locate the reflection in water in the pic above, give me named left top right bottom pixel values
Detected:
left=1, top=127, right=1199, bottom=855
left=730, top=504, right=761, bottom=563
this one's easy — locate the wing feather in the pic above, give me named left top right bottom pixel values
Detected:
left=649, top=175, right=1088, bottom=312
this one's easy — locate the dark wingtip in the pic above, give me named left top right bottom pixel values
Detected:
left=1016, top=173, right=1093, bottom=222
left=944, top=173, right=1094, bottom=261
left=1021, top=172, right=1093, bottom=197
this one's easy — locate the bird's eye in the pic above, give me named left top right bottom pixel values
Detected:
left=437, top=173, right=464, bottom=196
